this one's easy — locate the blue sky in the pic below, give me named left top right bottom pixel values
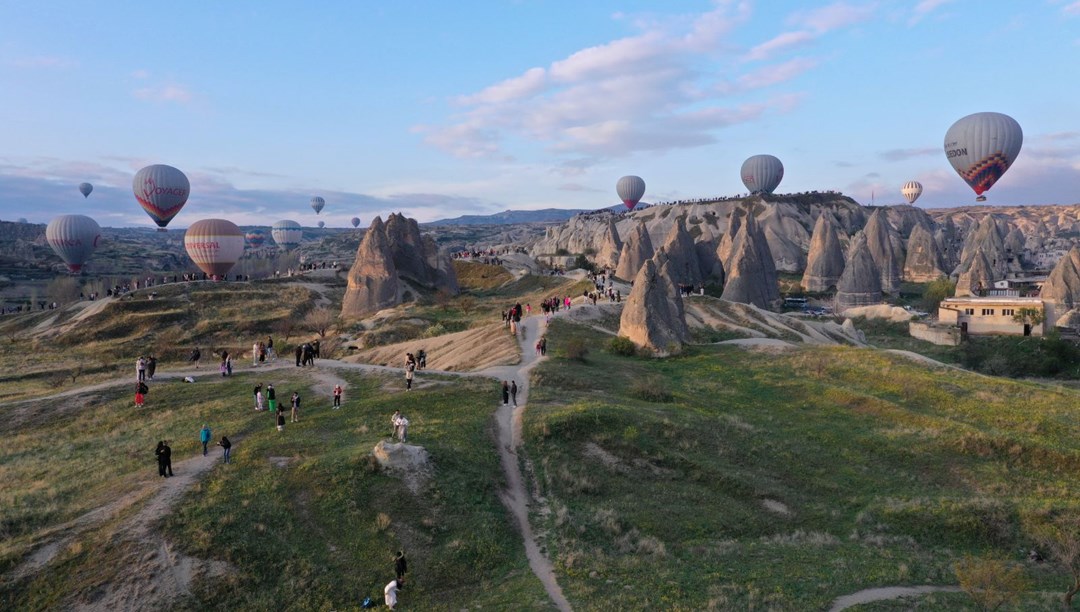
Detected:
left=2, top=0, right=1079, bottom=227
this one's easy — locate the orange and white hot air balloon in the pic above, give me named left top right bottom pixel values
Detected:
left=184, top=219, right=244, bottom=278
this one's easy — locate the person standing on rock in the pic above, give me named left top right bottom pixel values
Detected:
left=333, top=384, right=342, bottom=409
left=199, top=424, right=212, bottom=456
left=394, top=550, right=408, bottom=581
left=217, top=435, right=231, bottom=463
left=501, top=381, right=510, bottom=405
left=510, top=381, right=518, bottom=406
left=290, top=392, right=301, bottom=423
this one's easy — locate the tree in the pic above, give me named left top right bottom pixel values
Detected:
left=1011, top=307, right=1045, bottom=327
left=303, top=307, right=337, bottom=338
left=45, top=277, right=81, bottom=303
left=922, top=275, right=957, bottom=313
left=953, top=555, right=1029, bottom=612
left=273, top=316, right=297, bottom=342
left=1030, top=514, right=1080, bottom=607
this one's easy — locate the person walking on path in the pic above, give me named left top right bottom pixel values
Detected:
left=155, top=441, right=168, bottom=477
left=190, top=347, right=201, bottom=369
left=252, top=341, right=261, bottom=366
left=136, top=356, right=146, bottom=382
left=501, top=381, right=510, bottom=405
left=405, top=359, right=415, bottom=391
left=217, top=435, right=231, bottom=463
left=266, top=335, right=275, bottom=361
left=199, top=424, right=212, bottom=456
left=290, top=392, right=301, bottom=423
left=332, top=384, right=342, bottom=409
left=162, top=440, right=174, bottom=476
left=147, top=355, right=156, bottom=380
left=510, top=381, right=518, bottom=406
left=295, top=345, right=302, bottom=367
left=394, top=551, right=408, bottom=581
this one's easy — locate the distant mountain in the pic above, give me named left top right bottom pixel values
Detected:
left=427, top=204, right=638, bottom=226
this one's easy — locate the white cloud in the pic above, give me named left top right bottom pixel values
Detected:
left=909, top=0, right=953, bottom=25
left=456, top=67, right=547, bottom=106
left=133, top=84, right=194, bottom=104
left=1064, top=1, right=1080, bottom=16
left=743, top=31, right=816, bottom=61
left=788, top=1, right=876, bottom=33
left=737, top=57, right=818, bottom=89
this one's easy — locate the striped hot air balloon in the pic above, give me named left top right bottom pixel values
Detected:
left=944, top=112, right=1022, bottom=202
left=46, top=214, right=101, bottom=273
left=901, top=181, right=923, bottom=204
left=311, top=196, right=325, bottom=214
left=133, top=164, right=190, bottom=228
left=741, top=155, right=784, bottom=194
left=184, top=219, right=244, bottom=278
left=245, top=230, right=267, bottom=248
left=271, top=220, right=303, bottom=250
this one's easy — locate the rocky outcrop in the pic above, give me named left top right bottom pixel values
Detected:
left=1040, top=246, right=1080, bottom=325
left=954, top=248, right=995, bottom=297
left=864, top=208, right=904, bottom=293
left=955, top=215, right=1009, bottom=279
left=657, top=216, right=703, bottom=288
left=615, top=221, right=655, bottom=281
left=720, top=213, right=780, bottom=309
left=341, top=216, right=402, bottom=318
left=385, top=213, right=457, bottom=292
left=594, top=216, right=623, bottom=269
left=716, top=210, right=742, bottom=268
left=935, top=216, right=963, bottom=271
left=836, top=232, right=882, bottom=310
left=1004, top=226, right=1025, bottom=267
left=886, top=205, right=934, bottom=239
left=695, top=236, right=725, bottom=287
left=903, top=223, right=947, bottom=282
left=618, top=254, right=689, bottom=356
left=801, top=214, right=845, bottom=292
left=421, top=234, right=460, bottom=294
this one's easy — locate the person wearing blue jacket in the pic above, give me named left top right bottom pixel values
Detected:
left=199, top=424, right=212, bottom=456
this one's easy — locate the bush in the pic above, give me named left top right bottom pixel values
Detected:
left=572, top=254, right=596, bottom=273
left=608, top=336, right=637, bottom=356
left=630, top=377, right=674, bottom=403
left=953, top=555, right=1029, bottom=611
left=562, top=337, right=589, bottom=362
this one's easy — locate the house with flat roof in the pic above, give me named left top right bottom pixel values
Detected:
left=937, top=296, right=1045, bottom=337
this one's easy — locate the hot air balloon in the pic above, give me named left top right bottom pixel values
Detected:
left=184, top=219, right=244, bottom=278
left=133, top=164, right=190, bottom=228
left=944, top=112, right=1022, bottom=202
left=317, top=221, right=325, bottom=229
left=351, top=217, right=361, bottom=228
left=46, top=214, right=101, bottom=273
left=616, top=176, right=646, bottom=211
left=311, top=196, right=325, bottom=214
left=245, top=230, right=266, bottom=248
left=741, top=155, right=784, bottom=194
left=901, top=181, right=923, bottom=205
left=78, top=183, right=93, bottom=198
left=271, top=220, right=303, bottom=250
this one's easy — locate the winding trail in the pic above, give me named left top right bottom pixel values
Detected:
left=827, top=585, right=962, bottom=611
left=477, top=314, right=572, bottom=612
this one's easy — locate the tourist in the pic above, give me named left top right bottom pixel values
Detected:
left=384, top=578, right=402, bottom=610
left=146, top=355, right=157, bottom=380
left=333, top=384, right=342, bottom=409
left=291, top=392, right=301, bottom=422
left=276, top=406, right=286, bottom=432
left=217, top=435, right=231, bottom=463
left=405, top=356, right=416, bottom=391
left=510, top=381, right=518, bottom=406
left=136, top=356, right=146, bottom=382
left=267, top=383, right=277, bottom=412
left=199, top=424, right=211, bottom=456
left=266, top=335, right=275, bottom=360
left=162, top=440, right=173, bottom=476
left=501, top=380, right=510, bottom=405
left=395, top=551, right=408, bottom=581
left=254, top=384, right=264, bottom=411
left=190, top=347, right=201, bottom=369
left=295, top=345, right=302, bottom=367
left=252, top=340, right=261, bottom=366
left=134, top=381, right=147, bottom=408
left=155, top=441, right=167, bottom=477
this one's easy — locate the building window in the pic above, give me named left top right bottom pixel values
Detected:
left=982, top=309, right=994, bottom=316
left=964, top=308, right=975, bottom=315
left=1002, top=309, right=1014, bottom=316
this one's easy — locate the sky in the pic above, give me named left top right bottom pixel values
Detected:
left=1, top=0, right=1079, bottom=228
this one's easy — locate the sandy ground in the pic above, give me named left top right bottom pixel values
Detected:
left=343, top=322, right=520, bottom=372
left=827, top=585, right=962, bottom=611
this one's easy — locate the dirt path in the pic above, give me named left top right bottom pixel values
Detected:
left=478, top=314, right=573, bottom=612
left=827, top=585, right=962, bottom=611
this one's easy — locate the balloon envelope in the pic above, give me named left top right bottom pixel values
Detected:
left=271, top=220, right=303, bottom=250
left=133, top=164, right=190, bottom=227
left=245, top=230, right=266, bottom=248
left=311, top=196, right=325, bottom=214
left=184, top=219, right=244, bottom=278
left=944, top=112, right=1022, bottom=198
left=317, top=221, right=325, bottom=229
left=46, top=214, right=101, bottom=273
left=901, top=181, right=923, bottom=204
left=351, top=217, right=361, bottom=228
left=741, top=155, right=784, bottom=194
left=78, top=182, right=93, bottom=198
left=616, top=176, right=646, bottom=210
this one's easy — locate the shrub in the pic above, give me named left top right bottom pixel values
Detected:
left=608, top=336, right=637, bottom=356
left=562, top=337, right=589, bottom=362
left=953, top=555, right=1029, bottom=611
left=631, top=376, right=674, bottom=403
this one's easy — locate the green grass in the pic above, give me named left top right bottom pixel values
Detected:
left=523, top=319, right=1080, bottom=610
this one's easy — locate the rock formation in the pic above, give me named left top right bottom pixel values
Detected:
left=863, top=208, right=904, bottom=293
left=594, top=216, right=623, bottom=269
left=695, top=236, right=725, bottom=287
left=935, top=216, right=963, bottom=271
left=341, top=216, right=402, bottom=318
left=342, top=213, right=457, bottom=319
left=802, top=213, right=845, bottom=292
left=720, top=212, right=780, bottom=309
left=955, top=215, right=1008, bottom=279
left=1003, top=226, right=1025, bottom=267
left=618, top=253, right=689, bottom=356
left=903, top=223, right=947, bottom=282
left=886, top=205, right=935, bottom=239
left=615, top=220, right=655, bottom=281
left=1040, top=246, right=1080, bottom=325
left=954, top=248, right=995, bottom=297
left=836, top=232, right=882, bottom=310
left=657, top=216, right=703, bottom=288
left=716, top=210, right=743, bottom=268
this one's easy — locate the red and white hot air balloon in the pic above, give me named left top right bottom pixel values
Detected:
left=46, top=214, right=101, bottom=273
left=133, top=164, right=190, bottom=228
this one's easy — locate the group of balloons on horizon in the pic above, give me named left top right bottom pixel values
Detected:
left=616, top=111, right=1023, bottom=210
left=46, top=164, right=364, bottom=277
